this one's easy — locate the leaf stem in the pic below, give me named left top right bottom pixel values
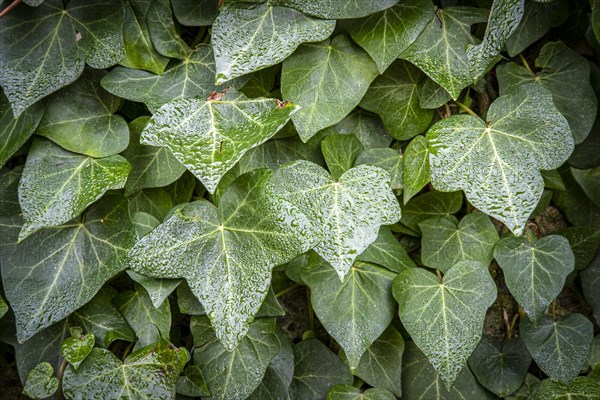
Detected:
left=519, top=54, right=533, bottom=74
left=444, top=103, right=451, bottom=118
left=454, top=101, right=478, bottom=118
left=0, top=0, right=21, bottom=18
left=56, top=358, right=68, bottom=400
left=275, top=283, right=300, bottom=298
left=436, top=270, right=443, bottom=284
left=552, top=299, right=558, bottom=321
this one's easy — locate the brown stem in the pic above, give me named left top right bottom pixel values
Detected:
left=436, top=270, right=443, bottom=284
left=0, top=0, right=22, bottom=18
left=56, top=358, right=68, bottom=400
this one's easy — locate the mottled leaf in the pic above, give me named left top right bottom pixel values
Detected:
left=22, top=362, right=58, bottom=400
left=269, top=0, right=399, bottom=19
left=61, top=327, right=95, bottom=370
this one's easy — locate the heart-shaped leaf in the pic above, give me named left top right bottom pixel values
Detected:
left=212, top=1, right=335, bottom=83
left=269, top=0, right=399, bottom=19
left=128, top=169, right=315, bottom=349
left=141, top=88, right=298, bottom=193
left=493, top=234, right=574, bottom=322
left=23, top=362, right=59, bottom=400
left=270, top=160, right=401, bottom=279
left=61, top=327, right=95, bottom=370
left=427, top=84, right=573, bottom=235
left=392, top=261, right=497, bottom=389
left=171, top=0, right=219, bottom=26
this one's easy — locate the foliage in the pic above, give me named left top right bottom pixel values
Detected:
left=0, top=0, right=598, bottom=399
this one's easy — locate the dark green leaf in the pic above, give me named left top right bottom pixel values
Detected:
left=402, top=135, right=430, bottom=204
left=326, top=386, right=396, bottom=400
left=400, top=190, right=463, bottom=233
left=114, top=286, right=172, bottom=340
left=334, top=109, right=393, bottom=149
left=581, top=253, right=600, bottom=325
left=572, top=166, right=600, bottom=208
left=171, top=0, right=219, bottom=26
left=176, top=365, right=210, bottom=398
left=126, top=270, right=181, bottom=308
left=559, top=227, right=600, bottom=270
left=357, top=226, right=416, bottom=273
left=269, top=0, right=399, bottom=19
left=507, top=373, right=540, bottom=400
left=322, top=133, right=364, bottom=180
left=147, top=0, right=192, bottom=60
left=0, top=91, right=43, bottom=168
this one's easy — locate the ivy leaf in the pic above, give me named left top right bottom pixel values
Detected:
left=126, top=270, right=181, bottom=308
left=334, top=109, right=393, bottom=149
left=572, top=166, right=600, bottom=208
left=193, top=318, right=281, bottom=400
left=520, top=314, right=594, bottom=382
left=326, top=386, right=396, bottom=400
left=346, top=0, right=433, bottom=73
left=400, top=190, right=463, bottom=233
left=62, top=339, right=187, bottom=400
left=114, top=286, right=172, bottom=340
left=466, top=0, right=524, bottom=80
left=506, top=373, right=540, bottom=400
left=402, top=135, right=430, bottom=204
left=401, top=7, right=488, bottom=100
left=392, top=261, right=497, bottom=389
left=497, top=41, right=597, bottom=144
left=304, top=259, right=397, bottom=370
left=467, top=335, right=532, bottom=397
left=22, top=362, right=58, bottom=400
left=0, top=295, right=7, bottom=319
left=102, top=46, right=228, bottom=113
left=493, top=234, right=574, bottom=322
left=171, top=0, right=219, bottom=26
left=0, top=90, right=43, bottom=168
left=427, top=84, right=573, bottom=235
left=269, top=0, right=399, bottom=19
left=354, top=148, right=403, bottom=190
left=270, top=160, right=402, bottom=279
left=129, top=188, right=174, bottom=222
left=322, top=133, right=364, bottom=180
left=128, top=170, right=315, bottom=349
left=419, top=213, right=500, bottom=273
left=420, top=78, right=452, bottom=109
left=559, top=227, right=600, bottom=270
left=0, top=195, right=135, bottom=343
left=147, top=0, right=192, bottom=60
left=36, top=69, right=129, bottom=157
left=176, top=365, right=210, bottom=398
left=281, top=34, right=379, bottom=141
left=288, top=338, right=353, bottom=400
left=61, top=327, right=95, bottom=370
left=18, top=139, right=130, bottom=239
left=141, top=88, right=299, bottom=193
left=212, top=1, right=335, bottom=84
left=360, top=59, right=433, bottom=140
left=354, top=326, right=405, bottom=397
left=581, top=254, right=600, bottom=325
left=357, top=227, right=416, bottom=273
left=536, top=377, right=600, bottom=400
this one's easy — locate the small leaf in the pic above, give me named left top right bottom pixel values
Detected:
left=212, top=1, right=334, bottom=83
left=506, top=373, right=540, bottom=400
left=535, top=377, right=600, bottom=400
left=322, top=133, right=364, bottom=180
left=402, top=135, right=430, bottom=204
left=0, top=295, right=8, bottom=319
left=22, top=362, right=58, bottom=400
left=494, top=234, right=574, bottom=322
left=400, top=190, right=463, bottom=233
left=114, top=286, right=172, bottom=340
left=354, top=148, right=403, bottom=190
left=427, top=84, right=573, bottom=235
left=392, top=261, right=497, bottom=389
left=520, top=314, right=594, bottom=382
left=176, top=365, right=210, bottom=398
left=269, top=0, right=399, bottom=19
left=126, top=270, right=181, bottom=308
left=326, top=385, right=396, bottom=400
left=334, top=109, right=393, bottom=149
left=0, top=91, right=43, bottom=168
left=281, top=34, right=379, bottom=141
left=270, top=160, right=401, bottom=279
left=61, top=328, right=95, bottom=370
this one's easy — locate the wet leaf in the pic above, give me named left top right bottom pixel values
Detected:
left=60, top=327, right=95, bottom=370
left=535, top=377, right=600, bottom=400
left=269, top=0, right=399, bottom=19
left=354, top=148, right=403, bottom=190
left=22, top=362, right=58, bottom=400
left=326, top=385, right=396, bottom=400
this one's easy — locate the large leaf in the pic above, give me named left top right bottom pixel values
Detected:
left=140, top=88, right=298, bottom=193
left=346, top=0, right=433, bottom=73
left=281, top=35, right=379, bottom=141
left=270, top=160, right=401, bottom=279
left=520, top=314, right=593, bottom=382
left=420, top=213, right=499, bottom=273
left=401, top=7, right=488, bottom=100
left=18, top=139, right=131, bottom=239
left=193, top=318, right=280, bottom=400
left=304, top=259, right=397, bottom=370
left=427, top=84, right=573, bottom=235
left=269, top=0, right=399, bottom=19
left=493, top=234, right=574, bottom=322
left=128, top=170, right=315, bottom=349
left=62, top=339, right=187, bottom=400
left=212, top=1, right=335, bottom=83
left=535, top=377, right=600, bottom=400
left=0, top=195, right=135, bottom=343
left=360, top=59, right=432, bottom=140
left=402, top=135, right=430, bottom=204
left=392, top=261, right=497, bottom=389
left=0, top=91, right=43, bottom=168
left=497, top=41, right=597, bottom=144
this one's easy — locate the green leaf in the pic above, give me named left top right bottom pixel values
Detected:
left=466, top=0, right=524, bottom=80
left=400, top=190, right=463, bottom=233
left=553, top=169, right=600, bottom=229
left=535, top=377, right=600, bottom=400
left=176, top=365, right=210, bottom=398
left=392, top=261, right=497, bottom=389
left=354, top=325, right=405, bottom=397
left=212, top=1, right=335, bottom=83
left=468, top=335, right=532, bottom=397
left=354, top=148, right=403, bottom=190
left=326, top=386, right=396, bottom=400
left=346, top=0, right=433, bottom=73
left=140, top=88, right=299, bottom=193
left=193, top=318, right=281, bottom=400
left=581, top=255, right=600, bottom=325
left=401, top=7, right=488, bottom=100
left=0, top=294, right=7, bottom=319
left=334, top=109, right=393, bottom=149
left=62, top=339, right=187, bottom=400
left=114, top=286, right=172, bottom=340
left=559, top=227, right=600, bottom=270
left=357, top=227, right=416, bottom=273
left=270, top=160, right=401, bottom=278
left=61, top=327, right=95, bottom=370
left=304, top=259, right=397, bottom=370
left=129, top=170, right=314, bottom=349
left=572, top=166, right=600, bottom=208
left=520, top=314, right=594, bottom=382
left=171, top=0, right=219, bottom=26
left=0, top=91, right=43, bottom=168
left=420, top=213, right=500, bottom=273
left=18, top=139, right=131, bottom=239
left=1, top=195, right=135, bottom=342
left=269, top=0, right=399, bottom=19
left=22, top=362, right=58, bottom=400
left=493, top=234, right=574, bottom=322
left=128, top=188, right=174, bottom=222
left=427, top=84, right=573, bottom=235
left=147, top=0, right=192, bottom=60
left=281, top=34, right=379, bottom=141
left=420, top=78, right=452, bottom=109
left=402, top=341, right=497, bottom=400
left=507, top=373, right=540, bottom=400
left=497, top=41, right=597, bottom=144
left=288, top=338, right=353, bottom=400
left=126, top=270, right=181, bottom=308
left=322, top=133, right=364, bottom=180
left=360, top=59, right=433, bottom=140
left=402, top=135, right=430, bottom=204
